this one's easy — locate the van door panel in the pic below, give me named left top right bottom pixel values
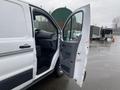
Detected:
left=61, top=41, right=78, bottom=77
left=0, top=38, right=34, bottom=78
left=0, top=0, right=35, bottom=89
left=61, top=5, right=90, bottom=87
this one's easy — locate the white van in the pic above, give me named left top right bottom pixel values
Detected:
left=0, top=0, right=90, bottom=90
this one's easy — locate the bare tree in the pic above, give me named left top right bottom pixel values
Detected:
left=112, top=16, right=120, bottom=31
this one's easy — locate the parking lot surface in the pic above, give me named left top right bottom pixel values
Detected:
left=28, top=36, right=120, bottom=90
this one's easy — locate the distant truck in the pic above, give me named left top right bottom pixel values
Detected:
left=90, top=25, right=101, bottom=40
left=90, top=26, right=113, bottom=41
left=101, top=28, right=113, bottom=41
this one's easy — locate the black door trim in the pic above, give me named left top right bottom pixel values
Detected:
left=0, top=69, right=33, bottom=90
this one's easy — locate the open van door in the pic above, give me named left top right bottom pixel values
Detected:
left=60, top=5, right=90, bottom=87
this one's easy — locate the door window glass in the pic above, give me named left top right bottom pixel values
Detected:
left=33, top=11, right=57, bottom=35
left=63, top=12, right=83, bottom=41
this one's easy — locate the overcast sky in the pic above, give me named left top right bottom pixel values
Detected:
left=27, top=0, right=120, bottom=27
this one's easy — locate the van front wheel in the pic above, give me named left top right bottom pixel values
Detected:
left=54, top=60, right=64, bottom=77
left=83, top=71, right=87, bottom=81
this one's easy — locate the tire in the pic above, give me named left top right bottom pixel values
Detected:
left=83, top=71, right=87, bottom=82
left=54, top=59, right=64, bottom=77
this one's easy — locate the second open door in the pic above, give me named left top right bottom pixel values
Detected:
left=60, top=4, right=90, bottom=87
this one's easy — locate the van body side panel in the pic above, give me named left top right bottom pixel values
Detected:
left=0, top=0, right=36, bottom=89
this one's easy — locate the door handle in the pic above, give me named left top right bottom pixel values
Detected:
left=19, top=44, right=31, bottom=49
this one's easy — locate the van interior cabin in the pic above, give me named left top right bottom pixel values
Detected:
left=33, top=9, right=58, bottom=75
